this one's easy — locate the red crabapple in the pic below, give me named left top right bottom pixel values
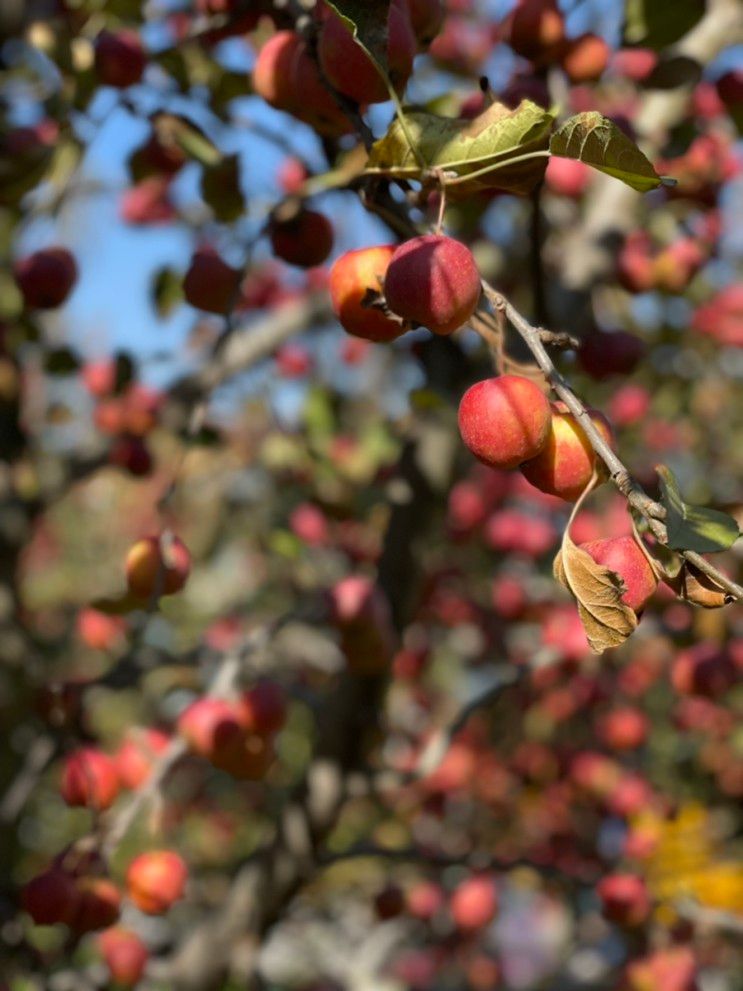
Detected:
left=458, top=375, right=552, bottom=470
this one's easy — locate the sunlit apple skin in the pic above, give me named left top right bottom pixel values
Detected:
left=116, top=728, right=170, bottom=790
left=94, top=30, right=146, bottom=88
left=183, top=246, right=241, bottom=314
left=579, top=536, right=658, bottom=612
left=125, top=535, right=191, bottom=600
left=329, top=246, right=405, bottom=343
left=99, top=928, right=149, bottom=987
left=458, top=375, right=552, bottom=470
left=383, top=235, right=481, bottom=336
left=252, top=31, right=350, bottom=136
left=126, top=850, right=187, bottom=915
left=519, top=402, right=614, bottom=502
left=269, top=210, right=333, bottom=269
left=60, top=748, right=120, bottom=811
left=317, top=0, right=416, bottom=104
left=14, top=247, right=78, bottom=309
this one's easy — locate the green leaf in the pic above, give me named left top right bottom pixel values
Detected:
left=656, top=465, right=741, bottom=554
left=151, top=267, right=184, bottom=319
left=324, top=0, right=391, bottom=78
left=624, top=0, right=705, bottom=50
left=550, top=112, right=665, bottom=192
left=201, top=154, right=244, bottom=222
left=365, top=100, right=555, bottom=197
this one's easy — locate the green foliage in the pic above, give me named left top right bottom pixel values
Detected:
left=656, top=466, right=741, bottom=554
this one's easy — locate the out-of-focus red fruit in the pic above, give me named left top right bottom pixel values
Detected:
left=22, top=868, right=79, bottom=926
left=125, top=535, right=191, bottom=600
left=579, top=329, right=645, bottom=380
left=252, top=31, right=302, bottom=109
left=183, top=246, right=241, bottom=315
left=429, top=16, right=491, bottom=75
left=458, top=375, right=552, bottom=470
left=275, top=342, right=313, bottom=378
left=560, top=33, right=610, bottom=83
left=541, top=605, right=591, bottom=662
left=120, top=176, right=174, bottom=225
left=60, top=748, right=120, bottom=811
left=76, top=608, right=126, bottom=651
left=716, top=69, right=743, bottom=107
left=278, top=157, right=308, bottom=195
left=609, top=47, right=658, bottom=81
left=447, top=479, right=488, bottom=535
left=178, top=697, right=244, bottom=757
left=289, top=502, right=329, bottom=545
left=392, top=645, right=428, bottom=680
left=406, top=880, right=445, bottom=920
left=624, top=947, right=698, bottom=991
left=94, top=30, right=146, bottom=88
left=99, top=928, right=149, bottom=987
left=692, top=81, right=726, bottom=119
left=14, top=247, right=78, bottom=309
left=671, top=643, right=736, bottom=697
left=580, top=535, right=657, bottom=612
left=109, top=435, right=153, bottom=476
left=384, top=235, right=481, bottom=335
left=449, top=875, right=498, bottom=931
left=71, top=877, right=121, bottom=933
left=408, top=0, right=445, bottom=46
left=328, top=574, right=395, bottom=675
left=269, top=210, right=333, bottom=269
left=500, top=72, right=551, bottom=109
left=340, top=336, right=371, bottom=364
left=484, top=509, right=556, bottom=557
left=597, top=874, right=651, bottom=927
left=329, top=246, right=405, bottom=343
left=608, top=772, right=653, bottom=818
left=520, top=402, right=614, bottom=502
left=692, top=285, right=743, bottom=348
left=239, top=680, right=286, bottom=735
left=374, top=884, right=405, bottom=919
left=491, top=574, right=528, bottom=620
left=81, top=359, right=116, bottom=397
left=126, top=850, right=187, bottom=915
left=570, top=751, right=622, bottom=799
left=597, top=707, right=649, bottom=751
left=317, top=0, right=416, bottom=104
left=545, top=156, right=591, bottom=198
left=652, top=238, right=705, bottom=293
left=115, top=728, right=170, bottom=790
left=617, top=231, right=655, bottom=293
left=608, top=384, right=651, bottom=426
left=505, top=0, right=565, bottom=62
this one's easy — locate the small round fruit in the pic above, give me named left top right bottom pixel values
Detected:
left=125, top=535, right=191, bottom=600
left=560, top=33, right=610, bottom=84
left=183, top=246, right=241, bottom=314
left=519, top=402, right=614, bottom=502
left=580, top=535, right=658, bottom=612
left=458, top=375, right=552, bottom=470
left=597, top=874, right=651, bottom=927
left=126, top=850, right=187, bottom=915
left=384, top=235, right=481, bottom=335
left=94, top=30, right=146, bottom=88
left=99, top=928, right=149, bottom=987
left=450, top=875, right=498, bottom=931
left=329, top=245, right=405, bottom=343
left=60, top=748, right=120, bottom=811
left=269, top=209, right=333, bottom=268
left=14, top=247, right=78, bottom=309
left=317, top=0, right=416, bottom=104
left=22, top=869, right=79, bottom=926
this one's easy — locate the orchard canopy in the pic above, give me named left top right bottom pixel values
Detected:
left=1, top=1, right=743, bottom=989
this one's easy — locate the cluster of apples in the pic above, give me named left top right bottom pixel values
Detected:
left=22, top=846, right=186, bottom=932
left=502, top=0, right=610, bottom=84
left=329, top=234, right=482, bottom=342
left=252, top=0, right=443, bottom=134
left=177, top=679, right=286, bottom=779
left=457, top=375, right=657, bottom=614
